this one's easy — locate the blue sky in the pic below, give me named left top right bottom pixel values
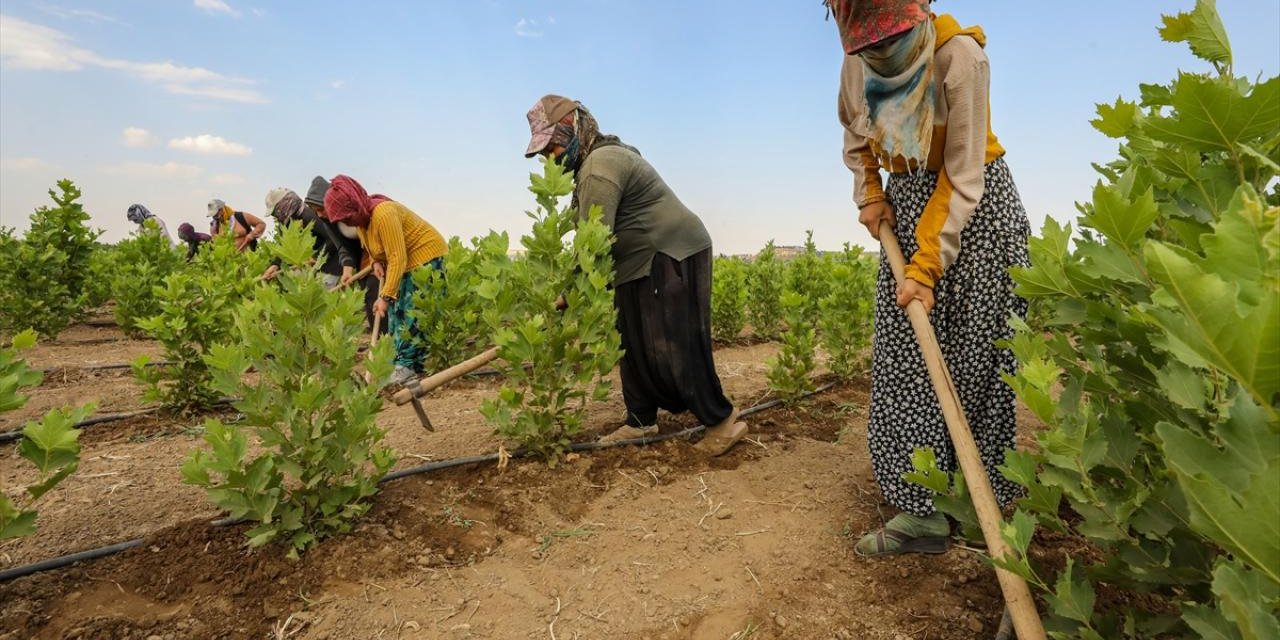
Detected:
left=1, top=1, right=1277, bottom=252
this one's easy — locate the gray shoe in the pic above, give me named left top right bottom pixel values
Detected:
left=389, top=365, right=418, bottom=387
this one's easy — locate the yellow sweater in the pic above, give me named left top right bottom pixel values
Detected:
left=839, top=14, right=1005, bottom=287
left=357, top=201, right=448, bottom=299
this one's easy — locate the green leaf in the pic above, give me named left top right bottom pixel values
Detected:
left=1211, top=559, right=1280, bottom=640
left=1158, top=0, right=1232, bottom=68
left=1145, top=241, right=1280, bottom=410
left=1091, top=98, right=1139, bottom=138
left=1044, top=559, right=1097, bottom=625
left=1145, top=75, right=1279, bottom=154
left=1083, top=183, right=1159, bottom=248
left=1158, top=422, right=1280, bottom=585
left=0, top=501, right=37, bottom=540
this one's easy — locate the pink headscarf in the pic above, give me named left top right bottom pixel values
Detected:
left=323, top=175, right=392, bottom=228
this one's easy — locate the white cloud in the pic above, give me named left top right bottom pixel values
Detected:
left=168, top=134, right=252, bottom=156
left=0, top=14, right=267, bottom=103
left=1, top=157, right=60, bottom=172
left=122, top=127, right=156, bottom=147
left=250, top=7, right=266, bottom=17
left=194, top=0, right=240, bottom=17
left=100, top=161, right=203, bottom=180
left=164, top=83, right=267, bottom=104
left=210, top=173, right=246, bottom=186
left=515, top=18, right=542, bottom=38
left=36, top=4, right=127, bottom=25
left=330, top=79, right=345, bottom=90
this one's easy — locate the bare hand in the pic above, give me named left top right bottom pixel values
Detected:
left=340, top=266, right=355, bottom=285
left=262, top=265, right=280, bottom=281
left=896, top=279, right=935, bottom=313
left=372, top=262, right=386, bottom=280
left=373, top=297, right=389, bottom=318
left=858, top=201, right=897, bottom=240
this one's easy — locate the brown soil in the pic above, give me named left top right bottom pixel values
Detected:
left=2, top=321, right=1034, bottom=640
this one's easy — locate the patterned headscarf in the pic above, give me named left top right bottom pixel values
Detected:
left=860, top=19, right=936, bottom=168
left=324, top=175, right=392, bottom=228
left=272, top=191, right=306, bottom=223
left=827, top=0, right=931, bottom=54
left=126, top=204, right=152, bottom=224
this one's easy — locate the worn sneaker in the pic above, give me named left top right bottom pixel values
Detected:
left=389, top=365, right=418, bottom=387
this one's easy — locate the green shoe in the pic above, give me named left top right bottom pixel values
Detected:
left=854, top=512, right=950, bottom=557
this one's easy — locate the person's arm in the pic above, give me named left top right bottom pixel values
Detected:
left=371, top=210, right=408, bottom=299
left=242, top=212, right=267, bottom=241
left=904, top=40, right=991, bottom=288
left=838, top=57, right=887, bottom=211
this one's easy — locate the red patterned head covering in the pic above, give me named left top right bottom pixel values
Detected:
left=828, top=0, right=931, bottom=55
left=323, top=175, right=393, bottom=228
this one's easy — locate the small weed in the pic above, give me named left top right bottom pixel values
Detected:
left=729, top=621, right=760, bottom=640
left=441, top=506, right=475, bottom=530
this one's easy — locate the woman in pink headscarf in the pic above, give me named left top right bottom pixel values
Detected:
left=830, top=0, right=1031, bottom=556
left=324, top=175, right=448, bottom=386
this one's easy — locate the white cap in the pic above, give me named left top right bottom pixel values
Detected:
left=264, top=187, right=290, bottom=216
left=207, top=199, right=225, bottom=218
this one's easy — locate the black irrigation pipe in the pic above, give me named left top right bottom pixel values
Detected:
left=38, top=361, right=172, bottom=374
left=0, top=399, right=237, bottom=444
left=0, top=382, right=839, bottom=583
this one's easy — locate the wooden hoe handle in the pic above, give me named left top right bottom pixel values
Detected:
left=392, top=347, right=501, bottom=406
left=878, top=220, right=1046, bottom=640
left=329, top=264, right=375, bottom=291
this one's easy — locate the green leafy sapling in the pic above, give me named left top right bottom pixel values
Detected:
left=991, top=3, right=1280, bottom=636
left=111, top=219, right=185, bottom=335
left=783, top=230, right=828, bottom=326
left=0, top=330, right=91, bottom=539
left=746, top=241, right=785, bottom=340
left=818, top=245, right=875, bottom=380
left=410, top=232, right=512, bottom=374
left=134, top=232, right=267, bottom=414
left=766, top=291, right=818, bottom=403
left=711, top=256, right=749, bottom=342
left=181, top=221, right=396, bottom=556
left=477, top=156, right=623, bottom=465
left=0, top=180, right=102, bottom=338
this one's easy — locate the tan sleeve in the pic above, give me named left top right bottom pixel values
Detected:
left=904, top=37, right=991, bottom=287
left=837, top=57, right=886, bottom=209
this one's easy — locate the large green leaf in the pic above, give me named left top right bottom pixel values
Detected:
left=1145, top=75, right=1279, bottom=154
left=1212, top=559, right=1280, bottom=640
left=1157, top=422, right=1280, bottom=585
left=1145, top=242, right=1280, bottom=410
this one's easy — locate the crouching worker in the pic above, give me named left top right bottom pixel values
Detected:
left=208, top=199, right=266, bottom=252
left=176, top=223, right=212, bottom=261
left=523, top=94, right=747, bottom=456
left=324, top=175, right=447, bottom=386
left=262, top=187, right=358, bottom=288
left=305, top=176, right=384, bottom=336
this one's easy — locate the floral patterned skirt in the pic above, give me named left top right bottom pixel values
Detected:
left=867, top=157, right=1031, bottom=516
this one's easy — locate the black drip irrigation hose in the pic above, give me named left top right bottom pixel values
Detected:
left=0, top=382, right=838, bottom=582
left=38, top=361, right=172, bottom=374
left=0, top=399, right=237, bottom=444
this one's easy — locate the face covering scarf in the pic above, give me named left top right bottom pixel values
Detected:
left=859, top=19, right=936, bottom=170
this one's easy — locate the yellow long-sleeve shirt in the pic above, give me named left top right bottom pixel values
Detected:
left=838, top=14, right=1005, bottom=288
left=356, top=201, right=448, bottom=299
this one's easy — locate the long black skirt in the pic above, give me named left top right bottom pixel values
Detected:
left=614, top=248, right=735, bottom=428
